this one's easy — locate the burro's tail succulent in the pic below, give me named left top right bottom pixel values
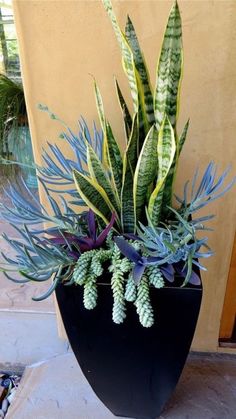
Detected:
left=73, top=0, right=188, bottom=234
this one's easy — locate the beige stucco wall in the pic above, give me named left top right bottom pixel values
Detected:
left=13, top=0, right=236, bottom=352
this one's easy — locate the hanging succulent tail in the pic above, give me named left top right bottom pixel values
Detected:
left=125, top=273, right=137, bottom=302
left=83, top=274, right=98, bottom=309
left=135, top=276, right=154, bottom=328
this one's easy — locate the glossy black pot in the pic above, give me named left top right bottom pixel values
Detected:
left=56, top=278, right=202, bottom=419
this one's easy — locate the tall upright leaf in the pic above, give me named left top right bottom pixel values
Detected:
left=87, top=144, right=120, bottom=214
left=125, top=15, right=154, bottom=125
left=94, top=81, right=123, bottom=196
left=178, top=119, right=189, bottom=156
left=106, top=122, right=123, bottom=197
left=73, top=170, right=114, bottom=225
left=121, top=114, right=139, bottom=233
left=148, top=116, right=176, bottom=225
left=94, top=80, right=108, bottom=166
left=115, top=79, right=132, bottom=142
left=102, top=0, right=139, bottom=112
left=103, top=0, right=151, bottom=138
left=133, top=124, right=158, bottom=224
left=154, top=2, right=183, bottom=131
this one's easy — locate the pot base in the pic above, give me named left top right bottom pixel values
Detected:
left=56, top=283, right=202, bottom=419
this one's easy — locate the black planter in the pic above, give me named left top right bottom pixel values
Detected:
left=56, top=279, right=202, bottom=419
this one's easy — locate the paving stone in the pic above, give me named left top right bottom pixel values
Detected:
left=5, top=352, right=236, bottom=419
left=161, top=353, right=236, bottom=419
left=6, top=353, right=125, bottom=419
left=0, top=312, right=68, bottom=366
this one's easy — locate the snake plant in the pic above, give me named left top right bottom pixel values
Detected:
left=73, top=0, right=186, bottom=233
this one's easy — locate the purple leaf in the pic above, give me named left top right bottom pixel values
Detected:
left=174, top=262, right=201, bottom=286
left=188, top=271, right=201, bottom=285
left=132, top=263, right=146, bottom=285
left=174, top=262, right=185, bottom=276
left=87, top=209, right=96, bottom=241
left=47, top=235, right=94, bottom=251
left=114, top=237, right=142, bottom=264
left=76, top=237, right=94, bottom=247
left=68, top=250, right=80, bottom=260
left=96, top=212, right=116, bottom=247
left=160, top=264, right=175, bottom=283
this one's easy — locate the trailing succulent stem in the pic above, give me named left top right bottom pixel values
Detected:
left=135, top=276, right=154, bottom=328
left=146, top=266, right=165, bottom=289
left=125, top=273, right=137, bottom=302
left=109, top=244, right=131, bottom=324
left=83, top=275, right=98, bottom=310
left=71, top=238, right=166, bottom=327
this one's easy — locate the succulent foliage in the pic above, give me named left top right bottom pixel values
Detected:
left=0, top=1, right=235, bottom=327
left=72, top=1, right=185, bottom=233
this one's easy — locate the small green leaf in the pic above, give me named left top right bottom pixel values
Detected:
left=178, top=119, right=189, bottom=156
left=181, top=251, right=194, bottom=287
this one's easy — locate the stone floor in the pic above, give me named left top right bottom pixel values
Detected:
left=5, top=352, right=236, bottom=419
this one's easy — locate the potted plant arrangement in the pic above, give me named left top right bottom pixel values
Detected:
left=0, top=1, right=235, bottom=418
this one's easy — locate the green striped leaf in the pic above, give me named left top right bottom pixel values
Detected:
left=124, top=113, right=139, bottom=176
left=94, top=81, right=108, bottom=165
left=125, top=15, right=154, bottom=125
left=178, top=119, right=189, bottom=156
left=115, top=79, right=132, bottom=142
left=94, top=80, right=106, bottom=131
left=87, top=143, right=120, bottom=215
left=102, top=0, right=139, bottom=112
left=73, top=170, right=113, bottom=225
left=161, top=159, right=176, bottom=216
left=154, top=2, right=183, bottom=131
left=94, top=81, right=123, bottom=196
left=133, top=124, right=158, bottom=224
left=106, top=122, right=123, bottom=197
left=148, top=116, right=176, bottom=226
left=121, top=114, right=139, bottom=233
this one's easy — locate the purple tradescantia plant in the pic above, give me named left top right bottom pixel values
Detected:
left=114, top=236, right=201, bottom=286
left=48, top=210, right=116, bottom=253
left=114, top=237, right=175, bottom=285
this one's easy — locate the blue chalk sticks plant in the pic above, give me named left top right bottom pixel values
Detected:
left=0, top=0, right=235, bottom=329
